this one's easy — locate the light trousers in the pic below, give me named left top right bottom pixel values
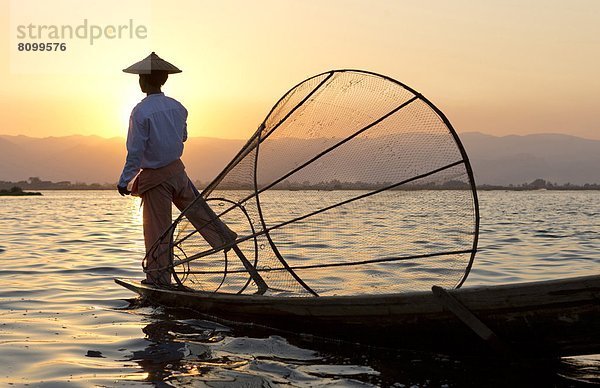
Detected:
left=141, top=170, right=236, bottom=284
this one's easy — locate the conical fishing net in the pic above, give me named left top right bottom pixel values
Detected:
left=145, top=70, right=479, bottom=296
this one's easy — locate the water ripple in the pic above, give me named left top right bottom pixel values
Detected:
left=0, top=190, right=598, bottom=385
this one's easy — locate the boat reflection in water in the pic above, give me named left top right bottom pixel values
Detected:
left=123, top=304, right=383, bottom=386
left=120, top=297, right=599, bottom=387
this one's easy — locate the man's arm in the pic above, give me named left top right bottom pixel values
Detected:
left=118, top=112, right=148, bottom=191
left=182, top=105, right=188, bottom=142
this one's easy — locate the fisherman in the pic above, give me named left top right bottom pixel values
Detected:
left=117, top=52, right=237, bottom=286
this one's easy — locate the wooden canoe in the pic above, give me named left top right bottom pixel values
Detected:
left=115, top=274, right=600, bottom=358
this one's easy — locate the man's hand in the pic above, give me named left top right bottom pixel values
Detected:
left=117, top=185, right=131, bottom=196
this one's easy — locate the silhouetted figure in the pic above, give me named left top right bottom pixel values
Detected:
left=118, top=52, right=237, bottom=285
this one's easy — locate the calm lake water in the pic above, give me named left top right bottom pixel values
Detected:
left=0, top=190, right=598, bottom=387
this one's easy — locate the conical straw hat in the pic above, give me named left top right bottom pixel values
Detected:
left=123, top=52, right=182, bottom=74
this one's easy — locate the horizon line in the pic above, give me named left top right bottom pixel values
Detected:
left=1, top=131, right=599, bottom=142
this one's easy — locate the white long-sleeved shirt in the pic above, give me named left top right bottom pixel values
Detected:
left=118, top=93, right=188, bottom=187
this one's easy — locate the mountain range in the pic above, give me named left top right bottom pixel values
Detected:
left=460, top=133, right=600, bottom=185
left=0, top=132, right=598, bottom=185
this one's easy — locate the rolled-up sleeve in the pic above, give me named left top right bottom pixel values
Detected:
left=118, top=111, right=148, bottom=187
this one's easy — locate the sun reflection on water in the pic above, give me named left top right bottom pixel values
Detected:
left=0, top=190, right=598, bottom=385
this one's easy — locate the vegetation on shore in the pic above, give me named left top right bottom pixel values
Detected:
left=0, top=186, right=42, bottom=196
left=0, top=177, right=113, bottom=191
left=478, top=178, right=600, bottom=191
left=1, top=177, right=599, bottom=191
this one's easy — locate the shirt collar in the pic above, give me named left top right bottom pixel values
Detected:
left=143, top=92, right=165, bottom=100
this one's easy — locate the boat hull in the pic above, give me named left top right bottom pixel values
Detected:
left=115, top=275, right=600, bottom=357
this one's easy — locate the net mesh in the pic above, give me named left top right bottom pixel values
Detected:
left=148, top=70, right=479, bottom=296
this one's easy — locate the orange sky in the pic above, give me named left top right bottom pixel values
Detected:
left=1, top=0, right=599, bottom=140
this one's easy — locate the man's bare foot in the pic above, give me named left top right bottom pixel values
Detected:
left=141, top=279, right=171, bottom=287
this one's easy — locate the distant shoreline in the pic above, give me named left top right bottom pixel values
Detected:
left=3, top=187, right=599, bottom=192
left=1, top=178, right=599, bottom=192
left=0, top=186, right=42, bottom=196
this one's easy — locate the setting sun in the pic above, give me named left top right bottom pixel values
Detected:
left=2, top=0, right=599, bottom=140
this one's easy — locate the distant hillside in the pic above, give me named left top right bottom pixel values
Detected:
left=460, top=132, right=600, bottom=185
left=0, top=132, right=599, bottom=185
left=0, top=135, right=244, bottom=185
